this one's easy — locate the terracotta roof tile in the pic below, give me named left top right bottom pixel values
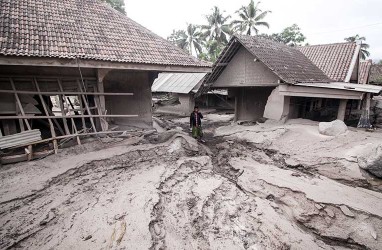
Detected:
left=0, top=0, right=211, bottom=68
left=370, top=64, right=382, bottom=84
left=298, top=42, right=358, bottom=82
left=358, top=60, right=372, bottom=84
left=206, top=35, right=330, bottom=85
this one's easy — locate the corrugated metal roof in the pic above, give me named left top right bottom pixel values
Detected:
left=0, top=129, right=42, bottom=149
left=295, top=82, right=382, bottom=94
left=152, top=73, right=206, bottom=94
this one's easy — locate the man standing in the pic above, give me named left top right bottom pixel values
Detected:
left=190, top=106, right=204, bottom=142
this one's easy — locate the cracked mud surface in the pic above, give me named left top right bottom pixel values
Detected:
left=1, top=116, right=382, bottom=249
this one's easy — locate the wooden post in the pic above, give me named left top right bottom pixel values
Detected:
left=97, top=69, right=110, bottom=131
left=337, top=99, right=348, bottom=121
left=34, top=79, right=58, bottom=154
left=10, top=78, right=31, bottom=130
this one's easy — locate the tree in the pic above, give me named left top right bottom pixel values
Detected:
left=260, top=24, right=306, bottom=47
left=198, top=40, right=225, bottom=62
left=102, top=0, right=126, bottom=14
left=344, top=35, right=370, bottom=59
left=167, top=30, right=188, bottom=52
left=167, top=24, right=203, bottom=56
left=231, top=0, right=271, bottom=35
left=201, top=7, right=232, bottom=45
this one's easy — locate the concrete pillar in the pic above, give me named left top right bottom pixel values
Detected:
left=365, top=93, right=371, bottom=115
left=337, top=99, right=348, bottom=121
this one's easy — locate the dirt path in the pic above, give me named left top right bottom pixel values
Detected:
left=1, top=116, right=382, bottom=249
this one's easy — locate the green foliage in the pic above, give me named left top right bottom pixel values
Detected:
left=102, top=0, right=126, bottom=14
left=260, top=24, right=306, bottom=47
left=344, top=35, right=370, bottom=59
left=167, top=25, right=204, bottom=56
left=201, top=6, right=232, bottom=45
left=231, top=1, right=271, bottom=35
left=198, top=40, right=225, bottom=62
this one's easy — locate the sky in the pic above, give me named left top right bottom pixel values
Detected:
left=125, top=0, right=382, bottom=61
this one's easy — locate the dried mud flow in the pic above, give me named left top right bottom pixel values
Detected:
left=1, top=125, right=382, bottom=249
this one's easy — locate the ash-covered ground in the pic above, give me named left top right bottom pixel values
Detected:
left=1, top=113, right=382, bottom=250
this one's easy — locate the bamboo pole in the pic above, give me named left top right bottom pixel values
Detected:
left=10, top=78, right=32, bottom=130
left=56, top=79, right=71, bottom=135
left=77, top=80, right=97, bottom=133
left=33, top=79, right=58, bottom=154
left=76, top=95, right=87, bottom=131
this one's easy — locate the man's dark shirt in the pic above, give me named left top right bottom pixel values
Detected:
left=190, top=112, right=203, bottom=127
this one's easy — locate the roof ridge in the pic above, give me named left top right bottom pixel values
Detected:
left=298, top=41, right=356, bottom=48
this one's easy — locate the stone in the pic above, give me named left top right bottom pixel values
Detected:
left=315, top=204, right=324, bottom=210
left=324, top=207, right=335, bottom=218
left=84, top=235, right=92, bottom=241
left=339, top=205, right=355, bottom=217
left=357, top=144, right=382, bottom=178
left=318, top=120, right=348, bottom=136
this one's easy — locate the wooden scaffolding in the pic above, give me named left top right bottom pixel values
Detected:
left=0, top=76, right=137, bottom=163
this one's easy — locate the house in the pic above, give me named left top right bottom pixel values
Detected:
left=152, top=73, right=206, bottom=114
left=0, top=0, right=210, bottom=155
left=204, top=35, right=381, bottom=123
left=152, top=73, right=233, bottom=114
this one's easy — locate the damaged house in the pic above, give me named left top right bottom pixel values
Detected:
left=151, top=73, right=206, bottom=114
left=0, top=0, right=210, bottom=162
left=204, top=35, right=381, bottom=123
left=152, top=73, right=233, bottom=114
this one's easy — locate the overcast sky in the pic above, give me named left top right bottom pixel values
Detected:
left=125, top=0, right=382, bottom=61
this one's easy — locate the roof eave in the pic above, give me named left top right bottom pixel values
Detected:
left=0, top=56, right=212, bottom=73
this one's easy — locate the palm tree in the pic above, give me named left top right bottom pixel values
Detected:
left=201, top=7, right=232, bottom=45
left=344, top=35, right=370, bottom=60
left=184, top=24, right=203, bottom=56
left=168, top=25, right=203, bottom=56
left=231, top=0, right=271, bottom=35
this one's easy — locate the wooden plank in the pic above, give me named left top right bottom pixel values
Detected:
left=10, top=78, right=32, bottom=130
left=0, top=114, right=139, bottom=119
left=34, top=79, right=58, bottom=154
left=0, top=89, right=134, bottom=96
left=0, top=57, right=212, bottom=73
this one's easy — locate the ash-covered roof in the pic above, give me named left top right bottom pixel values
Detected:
left=0, top=0, right=210, bottom=68
left=298, top=42, right=359, bottom=82
left=370, top=64, right=382, bottom=85
left=152, top=73, right=206, bottom=94
left=358, top=60, right=372, bottom=84
left=205, top=35, right=330, bottom=85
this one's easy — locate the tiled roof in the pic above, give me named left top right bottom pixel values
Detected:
left=0, top=0, right=210, bottom=68
left=358, top=60, right=372, bottom=84
left=370, top=64, right=382, bottom=84
left=205, top=35, right=330, bottom=85
left=152, top=73, right=206, bottom=94
left=298, top=42, right=358, bottom=82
